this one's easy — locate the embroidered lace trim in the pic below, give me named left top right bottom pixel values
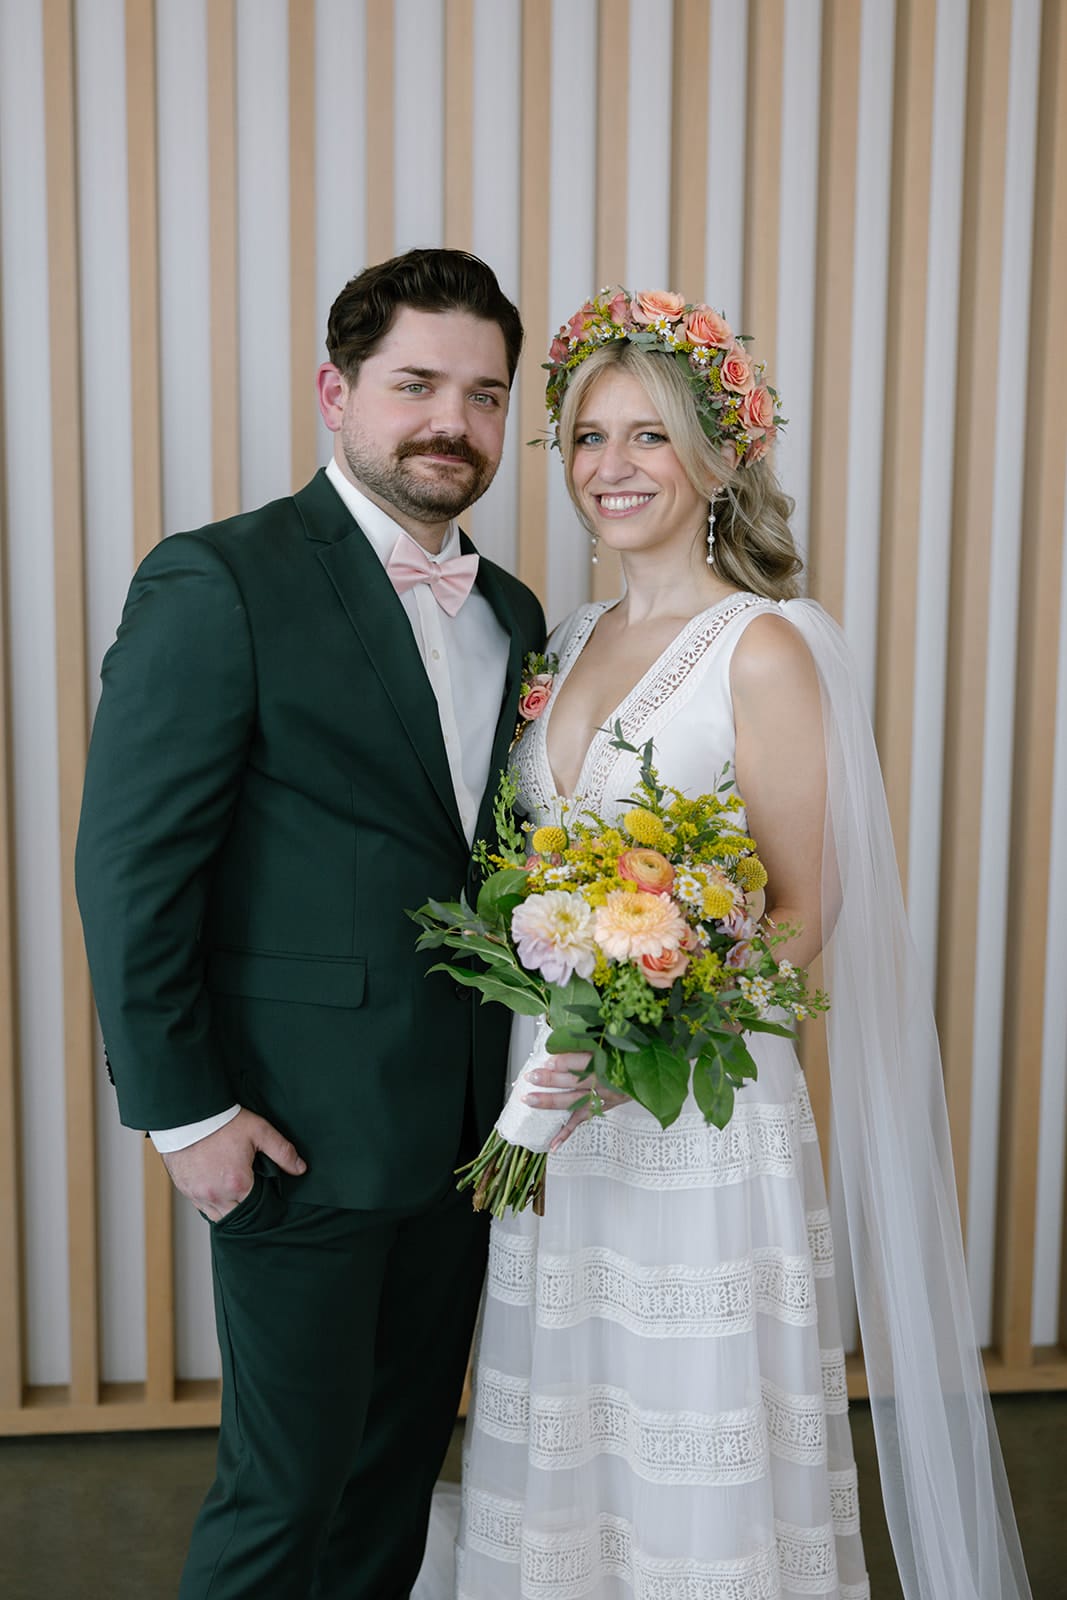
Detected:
left=486, top=1240, right=818, bottom=1335
left=806, top=1208, right=836, bottom=1277
left=462, top=1487, right=849, bottom=1598
left=550, top=1093, right=801, bottom=1189
left=829, top=1466, right=862, bottom=1536
left=473, top=1365, right=839, bottom=1481
left=820, top=1347, right=849, bottom=1415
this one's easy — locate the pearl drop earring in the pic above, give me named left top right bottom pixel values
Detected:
left=706, top=489, right=725, bottom=566
left=590, top=530, right=599, bottom=566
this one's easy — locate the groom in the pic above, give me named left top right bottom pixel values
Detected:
left=75, top=248, right=545, bottom=1597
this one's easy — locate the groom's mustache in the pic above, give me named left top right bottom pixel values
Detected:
left=397, top=436, right=486, bottom=471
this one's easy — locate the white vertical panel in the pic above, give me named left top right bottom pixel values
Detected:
left=315, top=0, right=368, bottom=468
left=773, top=0, right=822, bottom=563
left=625, top=0, right=673, bottom=290
left=966, top=0, right=1042, bottom=1342
left=157, top=0, right=221, bottom=1380
left=546, top=0, right=598, bottom=627
left=157, top=0, right=214, bottom=536
left=907, top=0, right=968, bottom=960
left=393, top=0, right=444, bottom=251
left=466, top=0, right=522, bottom=569
left=841, top=0, right=895, bottom=700
left=236, top=0, right=291, bottom=508
left=0, top=0, right=70, bottom=1384
left=1033, top=471, right=1067, bottom=1343
left=705, top=0, right=747, bottom=322
left=75, top=0, right=144, bottom=1384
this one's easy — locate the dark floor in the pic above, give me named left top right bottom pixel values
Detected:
left=0, top=1395, right=1062, bottom=1597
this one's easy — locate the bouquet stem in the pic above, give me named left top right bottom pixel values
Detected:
left=456, top=1129, right=548, bottom=1219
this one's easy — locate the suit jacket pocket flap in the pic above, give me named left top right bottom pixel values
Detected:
left=207, top=950, right=366, bottom=1009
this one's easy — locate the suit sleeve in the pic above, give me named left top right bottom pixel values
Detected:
left=75, top=534, right=256, bottom=1131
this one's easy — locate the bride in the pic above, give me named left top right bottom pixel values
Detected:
left=418, top=289, right=1031, bottom=1599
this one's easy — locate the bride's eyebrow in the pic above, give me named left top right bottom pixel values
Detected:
left=575, top=417, right=665, bottom=430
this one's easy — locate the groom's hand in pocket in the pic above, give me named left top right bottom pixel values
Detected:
left=523, top=1052, right=630, bottom=1152
left=162, top=1108, right=307, bottom=1222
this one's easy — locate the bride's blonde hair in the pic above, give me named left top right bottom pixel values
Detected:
left=557, top=341, right=803, bottom=602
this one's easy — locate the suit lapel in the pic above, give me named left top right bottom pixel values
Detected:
left=294, top=472, right=466, bottom=845
left=463, top=535, right=525, bottom=844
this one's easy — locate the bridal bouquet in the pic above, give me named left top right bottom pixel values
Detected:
left=411, top=730, right=826, bottom=1217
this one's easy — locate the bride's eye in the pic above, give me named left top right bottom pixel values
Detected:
left=637, top=430, right=667, bottom=445
left=575, top=430, right=604, bottom=448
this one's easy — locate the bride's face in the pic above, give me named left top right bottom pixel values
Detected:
left=569, top=368, right=708, bottom=559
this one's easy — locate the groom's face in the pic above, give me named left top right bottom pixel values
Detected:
left=319, top=307, right=511, bottom=539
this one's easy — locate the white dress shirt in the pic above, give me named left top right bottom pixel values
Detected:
left=150, top=458, right=511, bottom=1153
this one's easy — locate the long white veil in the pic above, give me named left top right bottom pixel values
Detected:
left=782, top=599, right=1031, bottom=1600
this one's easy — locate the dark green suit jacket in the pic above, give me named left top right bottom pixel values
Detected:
left=75, top=469, right=545, bottom=1209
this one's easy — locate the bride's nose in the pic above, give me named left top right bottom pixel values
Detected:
left=595, top=440, right=636, bottom=483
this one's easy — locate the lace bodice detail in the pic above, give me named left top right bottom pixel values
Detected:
left=510, top=592, right=774, bottom=827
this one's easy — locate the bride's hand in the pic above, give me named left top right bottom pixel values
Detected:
left=522, top=1051, right=631, bottom=1151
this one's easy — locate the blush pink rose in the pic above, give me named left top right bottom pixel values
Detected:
left=720, top=345, right=754, bottom=395
left=744, top=433, right=773, bottom=465
left=567, top=302, right=597, bottom=342
left=637, top=946, right=690, bottom=989
left=684, top=305, right=733, bottom=348
left=518, top=673, right=554, bottom=720
left=740, top=385, right=776, bottom=434
left=630, top=290, right=686, bottom=325
left=549, top=334, right=569, bottom=363
left=605, top=291, right=630, bottom=325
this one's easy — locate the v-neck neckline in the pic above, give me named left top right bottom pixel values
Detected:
left=542, top=592, right=750, bottom=800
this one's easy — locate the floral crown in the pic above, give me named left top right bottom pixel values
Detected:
left=543, top=287, right=785, bottom=467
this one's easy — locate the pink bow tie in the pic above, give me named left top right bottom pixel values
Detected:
left=385, top=538, right=479, bottom=617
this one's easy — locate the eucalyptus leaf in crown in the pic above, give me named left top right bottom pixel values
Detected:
left=540, top=287, right=786, bottom=467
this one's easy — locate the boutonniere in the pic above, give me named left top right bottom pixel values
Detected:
left=512, top=650, right=559, bottom=745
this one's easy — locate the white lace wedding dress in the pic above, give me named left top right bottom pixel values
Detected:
left=432, top=592, right=869, bottom=1600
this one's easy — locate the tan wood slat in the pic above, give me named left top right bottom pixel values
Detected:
left=874, top=0, right=936, bottom=890
left=289, top=0, right=318, bottom=489
left=444, top=0, right=474, bottom=251
left=0, top=238, right=24, bottom=1414
left=365, top=0, right=395, bottom=266
left=207, top=0, right=240, bottom=520
left=936, top=0, right=1013, bottom=1241
left=806, top=0, right=860, bottom=624
left=669, top=0, right=709, bottom=296
left=742, top=0, right=783, bottom=374
left=797, top=2, right=863, bottom=1173
left=591, top=0, right=629, bottom=605
left=996, top=0, right=1067, bottom=1371
left=142, top=1145, right=175, bottom=1404
left=126, top=0, right=176, bottom=1407
left=516, top=0, right=551, bottom=602
left=41, top=0, right=98, bottom=1410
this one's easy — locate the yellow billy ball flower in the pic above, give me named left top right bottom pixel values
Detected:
left=735, top=855, right=768, bottom=892
left=531, top=825, right=568, bottom=855
left=622, top=808, right=666, bottom=847
left=703, top=884, right=736, bottom=920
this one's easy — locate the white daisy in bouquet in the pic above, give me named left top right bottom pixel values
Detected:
left=410, top=727, right=826, bottom=1218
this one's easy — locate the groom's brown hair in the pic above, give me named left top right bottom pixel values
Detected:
left=326, top=248, right=524, bottom=387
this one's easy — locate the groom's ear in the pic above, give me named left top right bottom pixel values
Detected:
left=316, top=363, right=349, bottom=432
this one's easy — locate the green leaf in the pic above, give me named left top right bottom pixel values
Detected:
left=545, top=1028, right=594, bottom=1055
left=476, top=867, right=530, bottom=927
left=693, top=1060, right=735, bottom=1129
left=624, top=1038, right=690, bottom=1129
left=427, top=964, right=545, bottom=1015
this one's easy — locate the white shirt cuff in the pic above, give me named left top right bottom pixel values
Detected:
left=149, top=1104, right=241, bottom=1152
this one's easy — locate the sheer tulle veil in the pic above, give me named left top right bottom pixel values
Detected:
left=781, top=599, right=1031, bottom=1600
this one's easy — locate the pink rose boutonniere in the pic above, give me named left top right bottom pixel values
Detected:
left=513, top=650, right=560, bottom=744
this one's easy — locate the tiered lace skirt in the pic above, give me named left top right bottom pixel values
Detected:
left=456, top=1024, right=870, bottom=1600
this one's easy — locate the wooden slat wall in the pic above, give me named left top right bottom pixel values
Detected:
left=0, top=0, right=1065, bottom=1436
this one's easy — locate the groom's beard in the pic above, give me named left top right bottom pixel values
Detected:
left=342, top=427, right=496, bottom=523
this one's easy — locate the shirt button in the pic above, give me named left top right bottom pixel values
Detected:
left=431, top=648, right=441, bottom=661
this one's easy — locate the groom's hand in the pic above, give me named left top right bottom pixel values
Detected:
left=523, top=1052, right=630, bottom=1152
left=161, top=1109, right=307, bottom=1221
